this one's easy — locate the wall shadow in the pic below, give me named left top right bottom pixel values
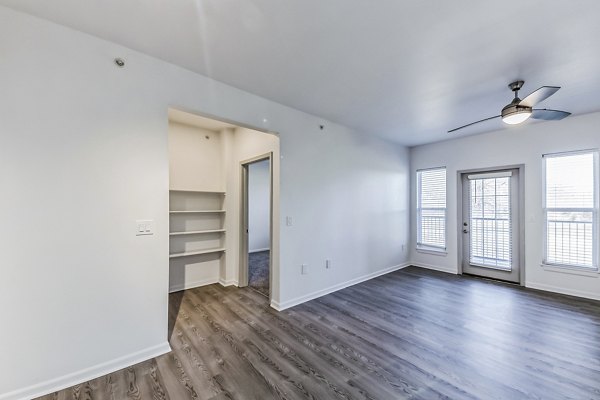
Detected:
left=168, top=290, right=185, bottom=340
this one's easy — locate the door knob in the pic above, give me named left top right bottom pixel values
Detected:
left=463, top=229, right=469, bottom=234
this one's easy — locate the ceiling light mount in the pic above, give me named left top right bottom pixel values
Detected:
left=114, top=58, right=125, bottom=68
left=502, top=81, right=532, bottom=124
left=508, top=80, right=525, bottom=93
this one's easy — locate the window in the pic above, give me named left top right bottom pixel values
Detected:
left=543, top=150, right=599, bottom=270
left=468, top=173, right=512, bottom=269
left=417, top=167, right=446, bottom=252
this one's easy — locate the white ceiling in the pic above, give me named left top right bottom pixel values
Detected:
left=3, top=0, right=600, bottom=146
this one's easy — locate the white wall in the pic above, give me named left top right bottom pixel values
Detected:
left=168, top=121, right=224, bottom=192
left=410, top=112, right=600, bottom=301
left=248, top=160, right=271, bottom=252
left=0, top=7, right=409, bottom=399
left=277, top=128, right=411, bottom=308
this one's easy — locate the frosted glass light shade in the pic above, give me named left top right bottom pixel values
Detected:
left=502, top=110, right=531, bottom=125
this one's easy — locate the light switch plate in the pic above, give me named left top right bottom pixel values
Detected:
left=301, top=264, right=308, bottom=274
left=136, top=220, right=155, bottom=236
left=286, top=216, right=293, bottom=226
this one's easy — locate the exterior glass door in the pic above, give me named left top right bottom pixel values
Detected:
left=462, top=169, right=520, bottom=283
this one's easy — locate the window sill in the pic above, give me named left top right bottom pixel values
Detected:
left=416, top=248, right=447, bottom=256
left=540, top=264, right=599, bottom=278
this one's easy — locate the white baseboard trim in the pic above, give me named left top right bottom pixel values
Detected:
left=270, top=262, right=410, bottom=311
left=526, top=281, right=600, bottom=301
left=410, top=262, right=458, bottom=275
left=219, top=278, right=239, bottom=287
left=169, top=277, right=219, bottom=293
left=1, top=342, right=171, bottom=400
left=249, top=247, right=270, bottom=254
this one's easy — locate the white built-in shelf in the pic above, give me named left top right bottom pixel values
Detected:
left=169, top=189, right=225, bottom=195
left=170, top=229, right=226, bottom=236
left=169, top=210, right=226, bottom=214
left=169, top=248, right=226, bottom=258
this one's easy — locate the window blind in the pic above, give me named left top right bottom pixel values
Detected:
left=469, top=176, right=512, bottom=270
left=417, top=168, right=446, bottom=251
left=544, top=151, right=598, bottom=269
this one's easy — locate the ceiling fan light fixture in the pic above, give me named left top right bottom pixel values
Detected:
left=502, top=109, right=532, bottom=125
left=501, top=101, right=532, bottom=125
left=448, top=80, right=570, bottom=133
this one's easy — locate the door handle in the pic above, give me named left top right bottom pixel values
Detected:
left=463, top=229, right=469, bottom=234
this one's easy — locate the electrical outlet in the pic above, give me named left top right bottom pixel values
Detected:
left=301, top=264, right=308, bottom=275
left=325, top=259, right=331, bottom=269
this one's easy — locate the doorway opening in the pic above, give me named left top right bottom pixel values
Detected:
left=458, top=166, right=525, bottom=284
left=166, top=108, right=279, bottom=338
left=240, top=157, right=273, bottom=298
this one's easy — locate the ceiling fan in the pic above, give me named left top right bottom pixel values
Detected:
left=448, top=81, right=571, bottom=133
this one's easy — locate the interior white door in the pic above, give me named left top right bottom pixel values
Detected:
left=462, top=169, right=520, bottom=283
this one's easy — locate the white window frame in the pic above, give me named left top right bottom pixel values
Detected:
left=542, top=149, right=599, bottom=272
left=416, top=167, right=447, bottom=254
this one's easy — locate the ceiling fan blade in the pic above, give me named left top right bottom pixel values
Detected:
left=519, top=86, right=560, bottom=107
left=448, top=115, right=501, bottom=133
left=531, top=109, right=571, bottom=121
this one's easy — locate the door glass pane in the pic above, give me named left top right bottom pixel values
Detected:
left=469, top=176, right=512, bottom=270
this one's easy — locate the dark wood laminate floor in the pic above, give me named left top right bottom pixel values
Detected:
left=248, top=250, right=270, bottom=297
left=37, top=267, right=600, bottom=400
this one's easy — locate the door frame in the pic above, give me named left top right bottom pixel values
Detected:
left=456, top=164, right=526, bottom=285
left=239, top=152, right=274, bottom=298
